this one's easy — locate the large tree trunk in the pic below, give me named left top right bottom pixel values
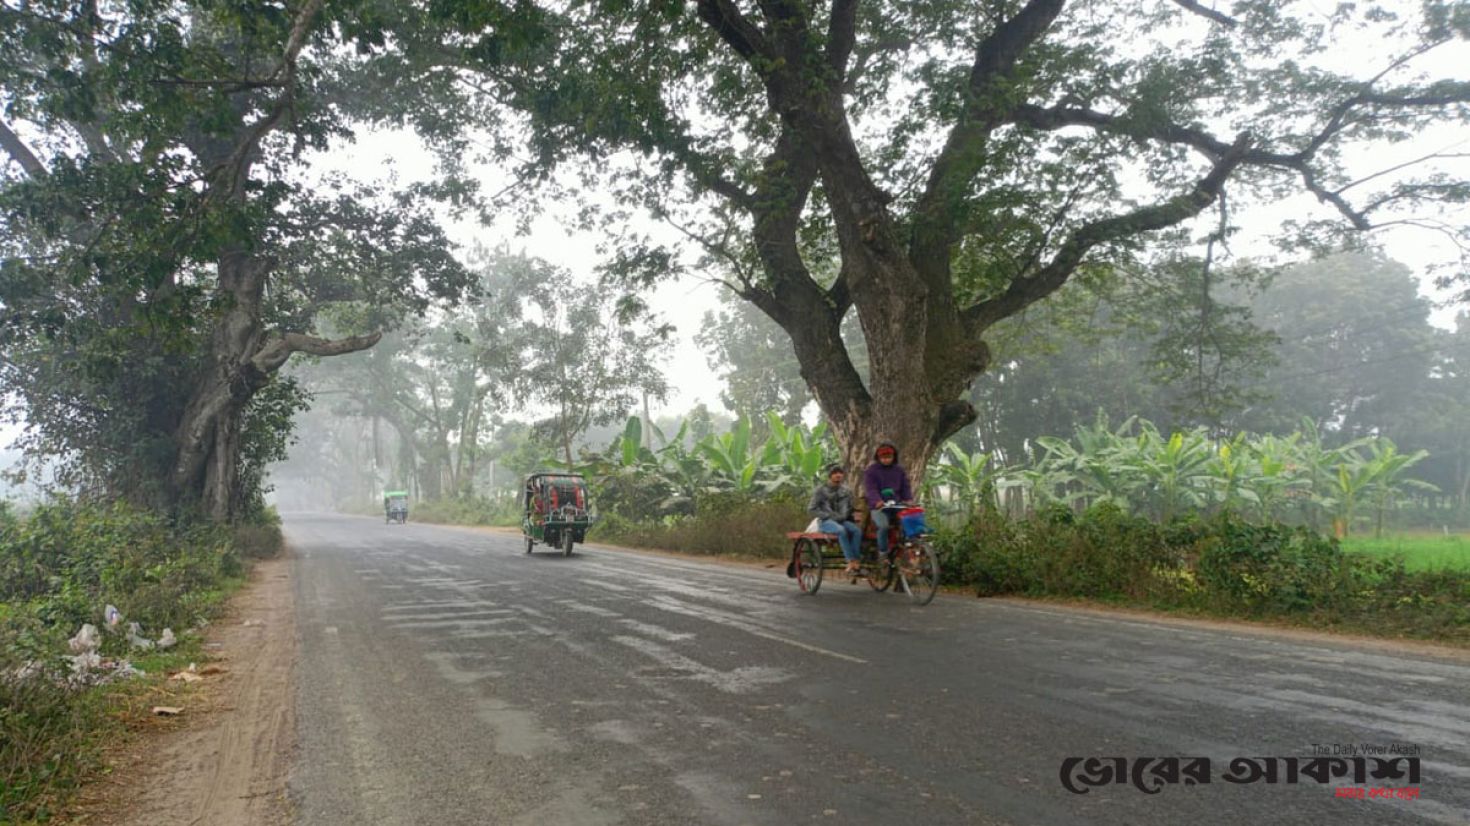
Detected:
left=172, top=249, right=381, bottom=521
left=170, top=251, right=272, bottom=521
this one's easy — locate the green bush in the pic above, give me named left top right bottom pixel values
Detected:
left=0, top=498, right=243, bottom=635
left=0, top=496, right=270, bottom=820
left=409, top=495, right=519, bottom=527
left=595, top=491, right=807, bottom=558
left=1193, top=517, right=1344, bottom=613
left=937, top=504, right=1470, bottom=641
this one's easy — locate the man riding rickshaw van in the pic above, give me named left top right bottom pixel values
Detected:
left=384, top=491, right=409, bottom=524
left=784, top=442, right=939, bottom=604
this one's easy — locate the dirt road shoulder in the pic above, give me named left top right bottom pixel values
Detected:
left=65, top=551, right=297, bottom=826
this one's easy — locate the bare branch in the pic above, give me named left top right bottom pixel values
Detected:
left=1338, top=147, right=1470, bottom=194
left=253, top=330, right=383, bottom=374
left=967, top=134, right=1253, bottom=330
left=1008, top=103, right=1384, bottom=228
left=1168, top=0, right=1238, bottom=28
left=0, top=118, right=48, bottom=178
left=694, top=0, right=772, bottom=63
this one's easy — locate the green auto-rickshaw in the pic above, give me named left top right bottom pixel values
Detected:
left=384, top=490, right=409, bottom=524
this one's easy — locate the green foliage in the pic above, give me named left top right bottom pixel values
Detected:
left=506, top=252, right=673, bottom=467
left=594, top=491, right=807, bottom=559
left=0, top=659, right=102, bottom=823
left=936, top=505, right=1470, bottom=641
left=0, top=497, right=270, bottom=821
left=0, top=0, right=471, bottom=519
left=0, top=498, right=250, bottom=634
left=580, top=413, right=837, bottom=521
left=1010, top=414, right=1434, bottom=535
left=410, top=495, right=520, bottom=527
left=1194, top=519, right=1344, bottom=613
left=693, top=293, right=813, bottom=423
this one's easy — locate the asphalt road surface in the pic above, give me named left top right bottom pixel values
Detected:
left=283, top=514, right=1469, bottom=825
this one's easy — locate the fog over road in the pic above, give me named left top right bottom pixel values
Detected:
left=283, top=514, right=1469, bottom=825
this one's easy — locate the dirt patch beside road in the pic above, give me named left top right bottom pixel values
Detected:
left=66, top=551, right=297, bottom=826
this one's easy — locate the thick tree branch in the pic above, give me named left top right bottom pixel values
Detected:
left=253, top=330, right=383, bottom=375
left=216, top=0, right=325, bottom=190
left=0, top=118, right=48, bottom=178
left=694, top=0, right=772, bottom=63
left=966, top=134, right=1253, bottom=331
left=1169, top=0, right=1238, bottom=28
left=1010, top=103, right=1384, bottom=227
left=825, top=0, right=860, bottom=82
left=910, top=0, right=1066, bottom=275
left=826, top=263, right=853, bottom=317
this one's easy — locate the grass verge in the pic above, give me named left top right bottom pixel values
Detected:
left=0, top=500, right=277, bottom=823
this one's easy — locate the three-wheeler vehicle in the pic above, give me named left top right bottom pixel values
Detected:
left=384, top=490, right=409, bottom=524
left=521, top=472, right=594, bottom=556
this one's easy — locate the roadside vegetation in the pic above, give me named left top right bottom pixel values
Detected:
left=0, top=499, right=281, bottom=823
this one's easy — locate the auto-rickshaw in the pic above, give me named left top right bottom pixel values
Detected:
left=521, top=473, right=593, bottom=556
left=384, top=490, right=409, bottom=524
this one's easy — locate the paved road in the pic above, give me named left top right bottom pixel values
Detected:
left=283, top=514, right=1470, bottom=825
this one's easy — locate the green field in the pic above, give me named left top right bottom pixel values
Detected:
left=1341, top=534, right=1470, bottom=572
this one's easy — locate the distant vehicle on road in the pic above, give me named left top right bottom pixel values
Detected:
left=521, top=473, right=593, bottom=556
left=384, top=491, right=409, bottom=524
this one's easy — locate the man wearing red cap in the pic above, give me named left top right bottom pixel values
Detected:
left=863, top=441, right=913, bottom=561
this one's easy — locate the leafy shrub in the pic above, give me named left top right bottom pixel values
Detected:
left=0, top=496, right=278, bottom=822
left=1193, top=516, right=1345, bottom=613
left=232, top=507, right=284, bottom=560
left=596, top=491, right=807, bottom=558
left=939, top=503, right=1469, bottom=641
left=410, top=495, right=519, bottom=527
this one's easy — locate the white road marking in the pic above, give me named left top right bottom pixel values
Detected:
left=645, top=596, right=867, bottom=665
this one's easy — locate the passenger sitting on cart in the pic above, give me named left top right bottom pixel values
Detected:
left=808, top=464, right=862, bottom=576
left=863, top=442, right=913, bottom=560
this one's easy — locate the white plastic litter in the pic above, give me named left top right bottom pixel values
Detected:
left=11, top=660, right=44, bottom=682
left=69, top=651, right=101, bottom=674
left=104, top=604, right=122, bottom=629
left=156, top=628, right=177, bottom=650
left=68, top=623, right=100, bottom=654
left=126, top=621, right=155, bottom=651
left=112, top=661, right=145, bottom=679
left=804, top=518, right=821, bottom=533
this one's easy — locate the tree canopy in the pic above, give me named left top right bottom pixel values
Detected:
left=0, top=0, right=469, bottom=518
left=360, top=0, right=1470, bottom=481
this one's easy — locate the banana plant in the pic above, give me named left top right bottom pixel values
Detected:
left=1123, top=426, right=1214, bottom=522
left=928, top=444, right=1004, bottom=518
left=1361, top=439, right=1437, bottom=538
left=1243, top=432, right=1310, bottom=522
left=1208, top=434, right=1258, bottom=515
